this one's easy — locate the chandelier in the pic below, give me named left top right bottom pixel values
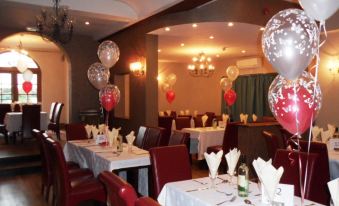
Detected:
left=187, top=52, right=215, bottom=77
left=36, top=0, right=73, bottom=44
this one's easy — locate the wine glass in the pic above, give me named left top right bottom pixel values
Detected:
left=209, top=171, right=218, bottom=189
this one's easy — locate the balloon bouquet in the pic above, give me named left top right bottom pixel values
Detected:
left=220, top=65, right=239, bottom=115
left=88, top=40, right=121, bottom=126
left=262, top=1, right=338, bottom=202
left=161, top=73, right=177, bottom=104
left=16, top=56, right=34, bottom=102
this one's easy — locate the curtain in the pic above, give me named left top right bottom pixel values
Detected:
left=221, top=73, right=277, bottom=121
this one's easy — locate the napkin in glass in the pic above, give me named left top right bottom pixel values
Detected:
left=225, top=148, right=241, bottom=175
left=252, top=157, right=284, bottom=202
left=91, top=126, right=99, bottom=140
left=159, top=111, right=165, bottom=116
left=84, top=124, right=93, bottom=138
left=193, top=110, right=198, bottom=117
left=252, top=114, right=258, bottom=122
left=222, top=114, right=229, bottom=123
left=108, top=127, right=120, bottom=146
left=244, top=114, right=248, bottom=124
left=190, top=117, right=195, bottom=128
left=98, top=124, right=106, bottom=134
left=321, top=129, right=332, bottom=143
left=202, top=114, right=208, bottom=127
left=240, top=113, right=244, bottom=122
left=185, top=109, right=190, bottom=115
left=180, top=110, right=185, bottom=115
left=311, top=126, right=322, bottom=142
left=328, top=124, right=336, bottom=137
left=166, top=110, right=171, bottom=116
left=204, top=150, right=223, bottom=178
left=327, top=178, right=339, bottom=206
left=126, top=131, right=136, bottom=145
left=171, top=119, right=176, bottom=130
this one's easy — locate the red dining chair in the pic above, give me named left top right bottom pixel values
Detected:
left=175, top=117, right=191, bottom=130
left=48, top=102, right=64, bottom=140
left=135, top=197, right=161, bottom=206
left=273, top=149, right=318, bottom=199
left=262, top=130, right=280, bottom=160
left=0, top=104, right=11, bottom=144
left=205, top=112, right=215, bottom=127
left=38, top=132, right=93, bottom=203
left=150, top=145, right=192, bottom=198
left=298, top=141, right=331, bottom=205
left=158, top=116, right=174, bottom=146
left=142, top=126, right=166, bottom=150
left=193, top=115, right=203, bottom=127
left=45, top=137, right=106, bottom=206
left=207, top=122, right=239, bottom=172
left=65, top=123, right=88, bottom=141
left=168, top=130, right=190, bottom=147
left=21, top=104, right=41, bottom=143
left=99, top=171, right=138, bottom=206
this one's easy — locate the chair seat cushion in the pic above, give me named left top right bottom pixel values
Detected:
left=71, top=178, right=106, bottom=198
left=207, top=145, right=223, bottom=154
left=69, top=168, right=93, bottom=180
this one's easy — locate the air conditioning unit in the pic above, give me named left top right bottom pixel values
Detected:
left=236, top=57, right=262, bottom=69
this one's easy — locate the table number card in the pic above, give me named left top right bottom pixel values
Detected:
left=261, top=184, right=294, bottom=206
left=329, top=139, right=339, bottom=151
left=95, top=134, right=107, bottom=144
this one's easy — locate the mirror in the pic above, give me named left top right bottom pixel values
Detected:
left=114, top=73, right=130, bottom=119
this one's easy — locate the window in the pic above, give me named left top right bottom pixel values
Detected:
left=0, top=51, right=41, bottom=103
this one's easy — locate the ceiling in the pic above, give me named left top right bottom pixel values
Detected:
left=0, top=0, right=338, bottom=63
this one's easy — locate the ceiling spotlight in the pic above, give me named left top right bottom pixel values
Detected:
left=228, top=22, right=234, bottom=27
left=165, top=27, right=170, bottom=31
left=180, top=43, right=185, bottom=47
left=209, top=36, right=214, bottom=39
left=85, top=21, right=90, bottom=25
left=216, top=54, right=220, bottom=58
left=192, top=23, right=198, bottom=28
left=158, top=49, right=162, bottom=52
left=241, top=50, right=246, bottom=54
left=260, top=27, right=265, bottom=31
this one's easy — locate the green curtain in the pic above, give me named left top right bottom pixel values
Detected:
left=221, top=73, right=277, bottom=121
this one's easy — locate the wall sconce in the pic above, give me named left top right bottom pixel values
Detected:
left=328, top=58, right=339, bottom=75
left=130, top=60, right=145, bottom=77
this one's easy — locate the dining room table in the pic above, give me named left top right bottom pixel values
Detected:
left=157, top=174, right=324, bottom=206
left=182, top=127, right=225, bottom=160
left=63, top=139, right=150, bottom=196
left=327, top=139, right=339, bottom=180
left=4, top=111, right=49, bottom=133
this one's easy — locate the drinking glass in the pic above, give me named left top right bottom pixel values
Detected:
left=209, top=171, right=218, bottom=189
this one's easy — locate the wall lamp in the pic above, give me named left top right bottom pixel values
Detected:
left=130, top=60, right=145, bottom=77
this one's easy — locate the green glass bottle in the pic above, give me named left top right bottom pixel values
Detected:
left=237, top=154, right=249, bottom=197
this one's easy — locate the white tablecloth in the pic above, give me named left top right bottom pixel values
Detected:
left=4, top=112, right=49, bottom=133
left=63, top=140, right=150, bottom=195
left=328, top=147, right=339, bottom=180
left=158, top=174, right=323, bottom=206
left=182, top=127, right=225, bottom=160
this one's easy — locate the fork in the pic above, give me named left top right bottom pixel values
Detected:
left=192, top=179, right=208, bottom=185
left=216, top=195, right=236, bottom=205
left=215, top=190, right=232, bottom=196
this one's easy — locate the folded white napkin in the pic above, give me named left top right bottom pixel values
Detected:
left=321, top=129, right=332, bottom=143
left=225, top=148, right=241, bottom=175
left=126, top=131, right=135, bottom=145
left=185, top=109, right=190, bottom=115
left=190, top=117, right=195, bottom=128
left=244, top=114, right=248, bottom=124
left=159, top=111, right=165, bottom=116
left=204, top=150, right=223, bottom=178
left=170, top=119, right=176, bottom=131
left=222, top=114, right=229, bottom=123
left=328, top=178, right=339, bottom=206
left=98, top=124, right=106, bottom=134
left=253, top=158, right=284, bottom=202
left=328, top=124, right=336, bottom=137
left=166, top=110, right=171, bottom=116
left=107, top=127, right=120, bottom=146
left=85, top=124, right=93, bottom=138
left=252, top=114, right=257, bottom=122
left=193, top=110, right=198, bottom=117
left=202, top=114, right=208, bottom=127
left=311, top=126, right=322, bottom=141
left=240, top=113, right=244, bottom=122
left=180, top=110, right=185, bottom=115
left=91, top=127, right=99, bottom=139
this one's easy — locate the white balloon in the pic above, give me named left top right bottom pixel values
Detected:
left=226, top=65, right=239, bottom=81
left=97, top=40, right=120, bottom=68
left=166, top=73, right=177, bottom=86
left=17, top=58, right=27, bottom=73
left=23, top=69, right=33, bottom=81
left=299, top=0, right=339, bottom=22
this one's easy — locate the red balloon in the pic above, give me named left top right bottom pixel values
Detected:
left=166, top=90, right=175, bottom=104
left=22, top=81, right=32, bottom=94
left=99, top=84, right=120, bottom=112
left=224, top=89, right=237, bottom=106
left=268, top=72, right=322, bottom=135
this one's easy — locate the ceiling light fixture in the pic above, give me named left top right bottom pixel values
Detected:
left=228, top=22, right=234, bottom=27
left=241, top=50, right=246, bottom=53
left=209, top=36, right=214, bottom=39
left=165, top=27, right=170, bottom=31
left=192, top=23, right=198, bottom=28
left=130, top=59, right=145, bottom=77
left=180, top=43, right=185, bottom=47
left=260, top=27, right=265, bottom=31
left=187, top=52, right=215, bottom=77
left=85, top=21, right=90, bottom=25
left=36, top=0, right=73, bottom=44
